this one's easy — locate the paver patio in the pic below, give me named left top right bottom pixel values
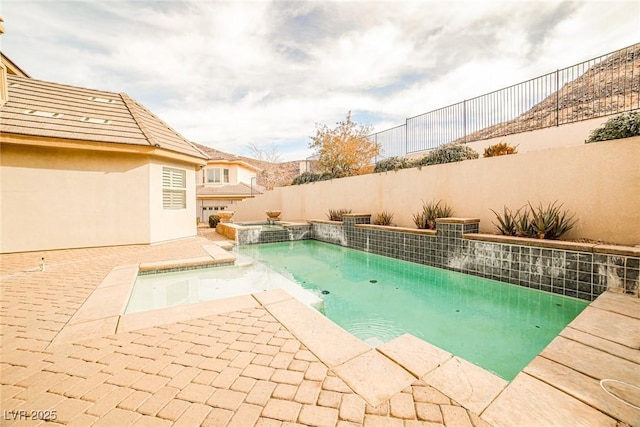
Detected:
left=1, top=231, right=638, bottom=426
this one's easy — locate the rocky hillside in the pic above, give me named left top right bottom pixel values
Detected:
left=239, top=156, right=302, bottom=189
left=453, top=43, right=640, bottom=143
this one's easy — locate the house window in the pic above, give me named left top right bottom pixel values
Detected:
left=206, top=168, right=230, bottom=183
left=162, top=167, right=186, bottom=209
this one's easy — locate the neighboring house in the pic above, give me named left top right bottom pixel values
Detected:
left=0, top=54, right=209, bottom=253
left=192, top=143, right=264, bottom=223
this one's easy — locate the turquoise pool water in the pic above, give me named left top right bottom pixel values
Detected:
left=239, top=240, right=588, bottom=380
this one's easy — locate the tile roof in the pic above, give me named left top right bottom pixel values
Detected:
left=192, top=142, right=240, bottom=161
left=192, top=142, right=261, bottom=171
left=0, top=74, right=208, bottom=160
left=196, top=182, right=264, bottom=197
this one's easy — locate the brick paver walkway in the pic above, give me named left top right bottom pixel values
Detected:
left=1, top=236, right=490, bottom=426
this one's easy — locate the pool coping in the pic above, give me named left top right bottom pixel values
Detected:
left=48, top=243, right=237, bottom=348
left=46, top=245, right=640, bottom=425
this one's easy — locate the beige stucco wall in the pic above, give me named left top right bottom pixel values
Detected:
left=148, top=160, right=198, bottom=244
left=237, top=166, right=256, bottom=186
left=233, top=137, right=640, bottom=246
left=1, top=143, right=150, bottom=253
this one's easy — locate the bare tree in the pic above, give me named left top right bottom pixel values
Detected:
left=246, top=143, right=283, bottom=190
left=247, top=143, right=282, bottom=163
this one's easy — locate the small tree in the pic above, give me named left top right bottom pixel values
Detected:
left=309, top=112, right=379, bottom=177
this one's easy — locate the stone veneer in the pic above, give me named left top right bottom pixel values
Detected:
left=310, top=214, right=639, bottom=302
left=233, top=214, right=639, bottom=301
left=235, top=223, right=313, bottom=245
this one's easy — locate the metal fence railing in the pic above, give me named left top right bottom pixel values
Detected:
left=370, top=124, right=406, bottom=161
left=369, top=42, right=640, bottom=159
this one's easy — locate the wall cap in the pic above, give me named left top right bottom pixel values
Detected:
left=464, top=233, right=596, bottom=251
left=593, top=244, right=640, bottom=257
left=435, top=217, right=480, bottom=224
left=342, top=213, right=372, bottom=218
left=309, top=219, right=343, bottom=225
left=280, top=221, right=311, bottom=228
left=464, top=233, right=640, bottom=257
left=355, top=224, right=437, bottom=236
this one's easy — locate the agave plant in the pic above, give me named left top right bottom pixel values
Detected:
left=413, top=200, right=454, bottom=230
left=491, top=206, right=518, bottom=236
left=514, top=207, right=535, bottom=238
left=436, top=202, right=454, bottom=219
left=528, top=202, right=577, bottom=240
left=413, top=212, right=427, bottom=229
left=373, top=210, right=394, bottom=226
left=422, top=201, right=440, bottom=229
left=327, top=208, right=352, bottom=221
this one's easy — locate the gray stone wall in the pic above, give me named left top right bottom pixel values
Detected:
left=311, top=222, right=347, bottom=246
left=314, top=216, right=639, bottom=301
left=235, top=216, right=639, bottom=301
left=236, top=224, right=312, bottom=245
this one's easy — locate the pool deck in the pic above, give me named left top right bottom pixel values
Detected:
left=1, top=232, right=639, bottom=426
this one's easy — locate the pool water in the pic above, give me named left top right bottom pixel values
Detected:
left=239, top=240, right=588, bottom=380
left=126, top=259, right=322, bottom=314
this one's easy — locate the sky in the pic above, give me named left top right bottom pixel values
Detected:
left=1, top=1, right=639, bottom=161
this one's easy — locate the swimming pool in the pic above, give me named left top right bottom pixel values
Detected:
left=238, top=240, right=588, bottom=380
left=126, top=240, right=588, bottom=380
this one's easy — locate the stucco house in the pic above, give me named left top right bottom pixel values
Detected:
left=0, top=54, right=209, bottom=253
left=192, top=143, right=264, bottom=223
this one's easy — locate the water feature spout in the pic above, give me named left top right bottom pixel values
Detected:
left=266, top=210, right=282, bottom=225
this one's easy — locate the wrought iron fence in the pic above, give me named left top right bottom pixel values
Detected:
left=370, top=42, right=640, bottom=159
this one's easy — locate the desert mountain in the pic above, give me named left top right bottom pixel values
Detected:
left=454, top=43, right=639, bottom=143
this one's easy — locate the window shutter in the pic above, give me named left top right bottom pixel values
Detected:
left=162, top=167, right=187, bottom=209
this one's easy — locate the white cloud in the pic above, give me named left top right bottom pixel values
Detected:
left=2, top=0, right=639, bottom=161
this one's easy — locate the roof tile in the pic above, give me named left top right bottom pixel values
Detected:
left=1, top=75, right=208, bottom=160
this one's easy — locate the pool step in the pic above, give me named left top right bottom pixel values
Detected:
left=214, top=241, right=235, bottom=250
left=202, top=244, right=236, bottom=262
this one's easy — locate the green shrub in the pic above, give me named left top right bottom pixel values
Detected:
left=491, top=202, right=576, bottom=239
left=413, top=200, right=454, bottom=229
left=585, top=112, right=640, bottom=143
left=327, top=209, right=352, bottom=221
left=483, top=141, right=518, bottom=157
left=372, top=211, right=394, bottom=226
left=414, top=142, right=479, bottom=166
left=291, top=171, right=340, bottom=185
left=319, top=171, right=339, bottom=180
left=208, top=214, right=221, bottom=228
left=291, top=172, right=320, bottom=185
left=373, top=157, right=413, bottom=173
